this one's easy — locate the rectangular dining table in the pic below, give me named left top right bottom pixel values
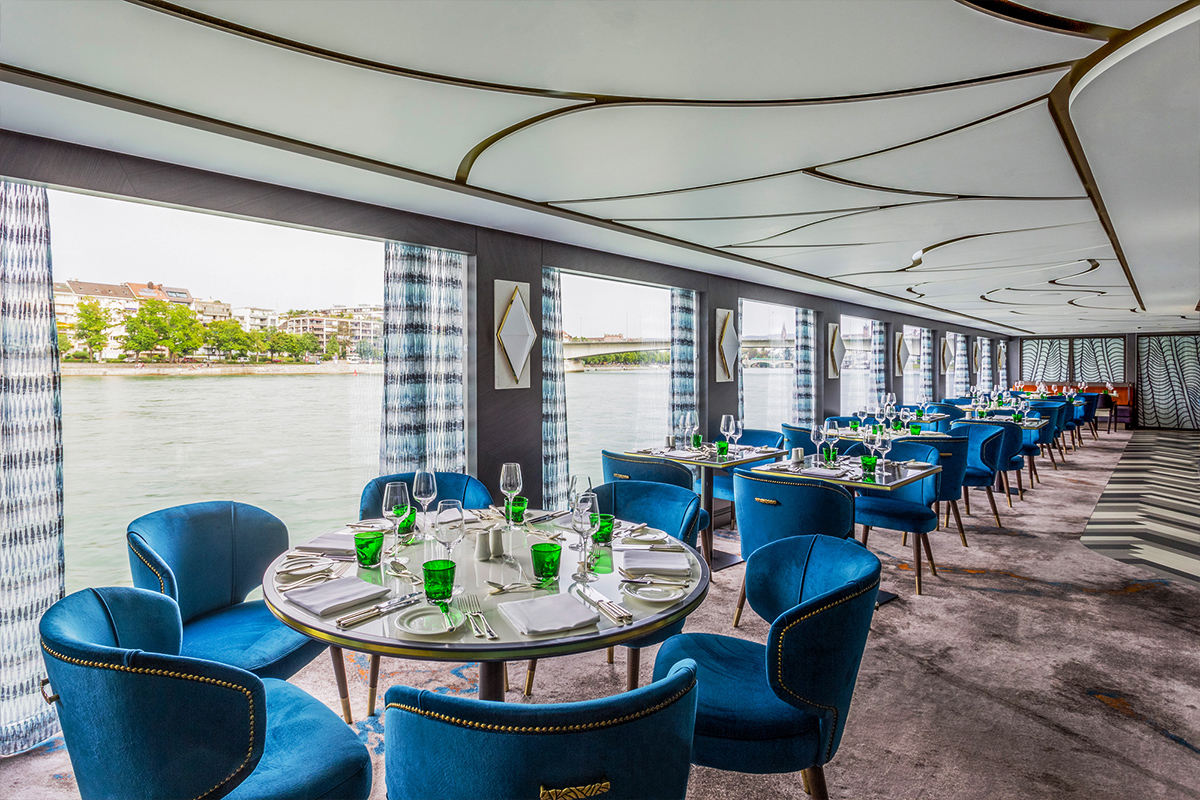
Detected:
left=625, top=446, right=786, bottom=572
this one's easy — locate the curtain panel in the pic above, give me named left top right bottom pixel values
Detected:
left=953, top=334, right=970, bottom=396
left=541, top=268, right=569, bottom=510
left=979, top=337, right=993, bottom=389
left=870, top=320, right=886, bottom=405
left=0, top=181, right=64, bottom=755
left=379, top=242, right=466, bottom=474
left=1137, top=334, right=1200, bottom=430
left=920, top=328, right=934, bottom=403
left=736, top=298, right=744, bottom=421
left=998, top=342, right=1009, bottom=387
left=669, top=289, right=698, bottom=436
left=793, top=307, right=815, bottom=426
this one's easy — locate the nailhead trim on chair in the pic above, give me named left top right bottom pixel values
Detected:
left=385, top=678, right=695, bottom=734
left=128, top=539, right=166, bottom=594
left=774, top=577, right=880, bottom=762
left=40, top=641, right=256, bottom=800
left=754, top=498, right=780, bottom=505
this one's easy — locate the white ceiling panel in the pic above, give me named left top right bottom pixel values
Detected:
left=178, top=0, right=1098, bottom=100
left=0, top=0, right=577, bottom=179
left=618, top=211, right=865, bottom=249
left=822, top=101, right=1086, bottom=198
left=470, top=70, right=1068, bottom=200
left=1019, top=1, right=1182, bottom=30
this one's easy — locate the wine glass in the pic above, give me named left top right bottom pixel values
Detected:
left=867, top=403, right=880, bottom=427
left=412, top=471, right=437, bottom=538
left=381, top=481, right=410, bottom=553
left=885, top=392, right=897, bottom=408
left=823, top=419, right=841, bottom=465
left=730, top=419, right=744, bottom=450
left=433, top=500, right=466, bottom=594
left=855, top=405, right=868, bottom=428
left=680, top=411, right=698, bottom=450
left=563, top=475, right=578, bottom=511
left=571, top=492, right=600, bottom=583
left=809, top=423, right=825, bottom=464
left=720, top=414, right=735, bottom=444
left=500, top=462, right=522, bottom=530
left=899, top=407, right=913, bottom=428
left=875, top=428, right=893, bottom=470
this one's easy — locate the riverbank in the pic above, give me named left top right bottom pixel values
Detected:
left=60, top=362, right=384, bottom=377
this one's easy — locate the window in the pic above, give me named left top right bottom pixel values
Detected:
left=559, top=273, right=671, bottom=488
left=739, top=299, right=796, bottom=430
left=49, top=189, right=384, bottom=592
left=902, top=325, right=927, bottom=403
left=839, top=314, right=874, bottom=412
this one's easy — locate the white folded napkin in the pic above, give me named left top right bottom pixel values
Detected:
left=919, top=431, right=948, bottom=437
left=286, top=577, right=390, bottom=617
left=800, top=467, right=845, bottom=478
left=498, top=593, right=600, bottom=635
left=622, top=550, right=692, bottom=577
left=293, top=531, right=357, bottom=556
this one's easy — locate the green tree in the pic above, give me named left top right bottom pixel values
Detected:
left=355, top=338, right=379, bottom=361
left=335, top=320, right=352, bottom=355
left=297, top=333, right=320, bottom=357
left=121, top=300, right=172, bottom=360
left=75, top=298, right=113, bottom=360
left=57, top=330, right=71, bottom=356
left=166, top=304, right=204, bottom=360
left=205, top=318, right=246, bottom=360
left=324, top=335, right=341, bottom=359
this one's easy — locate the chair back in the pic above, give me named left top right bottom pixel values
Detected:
left=926, top=403, right=965, bottom=432
left=949, top=423, right=1004, bottom=476
left=941, top=397, right=972, bottom=405
left=744, top=536, right=880, bottom=766
left=1078, top=393, right=1100, bottom=424
left=842, top=440, right=941, bottom=507
left=986, top=419, right=1025, bottom=466
left=781, top=423, right=818, bottom=455
left=737, top=428, right=785, bottom=449
left=40, top=587, right=266, bottom=800
left=931, top=436, right=969, bottom=502
left=127, top=501, right=287, bottom=625
left=823, top=415, right=858, bottom=428
left=601, top=450, right=695, bottom=490
left=384, top=660, right=699, bottom=800
left=593, top=480, right=701, bottom=547
left=731, top=470, right=855, bottom=560
left=1028, top=401, right=1067, bottom=443
left=359, top=472, right=493, bottom=519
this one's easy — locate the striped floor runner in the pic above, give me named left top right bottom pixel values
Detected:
left=1082, top=429, right=1200, bottom=587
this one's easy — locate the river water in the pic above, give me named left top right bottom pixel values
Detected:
left=61, top=368, right=793, bottom=592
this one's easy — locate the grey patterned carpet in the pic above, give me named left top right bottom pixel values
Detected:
left=6, top=428, right=1200, bottom=799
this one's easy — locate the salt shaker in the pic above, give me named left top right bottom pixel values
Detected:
left=474, top=529, right=491, bottom=561
left=488, top=525, right=505, bottom=559
left=791, top=447, right=803, bottom=466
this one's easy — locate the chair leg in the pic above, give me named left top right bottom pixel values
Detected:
left=1031, top=457, right=1040, bottom=483
left=934, top=501, right=941, bottom=530
left=1002, top=472, right=1013, bottom=509
left=912, top=532, right=923, bottom=595
left=944, top=501, right=951, bottom=528
left=732, top=575, right=746, bottom=628
left=860, top=525, right=871, bottom=547
left=901, top=530, right=908, bottom=547
left=606, top=646, right=614, bottom=664
left=627, top=648, right=641, bottom=692
left=951, top=500, right=967, bottom=546
left=328, top=646, right=353, bottom=724
left=503, top=662, right=509, bottom=692
left=1015, top=466, right=1025, bottom=500
left=367, top=654, right=381, bottom=717
left=986, top=487, right=1003, bottom=528
left=921, top=532, right=937, bottom=576
left=801, top=769, right=811, bottom=795
left=1047, top=446, right=1058, bottom=470
left=803, top=766, right=829, bottom=800
left=963, top=488, right=971, bottom=515
left=524, top=659, right=537, bottom=697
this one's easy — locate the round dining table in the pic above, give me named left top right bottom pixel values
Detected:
left=263, top=512, right=710, bottom=720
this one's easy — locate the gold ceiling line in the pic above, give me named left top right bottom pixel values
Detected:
left=954, top=0, right=1124, bottom=41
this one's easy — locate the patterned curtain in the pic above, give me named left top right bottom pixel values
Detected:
left=541, top=268, right=569, bottom=510
left=870, top=320, right=886, bottom=405
left=978, top=337, right=993, bottom=388
left=954, top=334, right=970, bottom=396
left=1137, top=334, right=1200, bottom=429
left=793, top=307, right=815, bottom=426
left=920, top=328, right=934, bottom=403
left=998, top=341, right=1009, bottom=387
left=736, top=298, right=744, bottom=420
left=669, top=288, right=698, bottom=436
left=1074, top=337, right=1125, bottom=383
left=379, top=242, right=466, bottom=474
left=1, top=181, right=64, bottom=755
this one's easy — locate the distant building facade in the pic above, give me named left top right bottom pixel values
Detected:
left=231, top=307, right=279, bottom=332
left=193, top=298, right=232, bottom=324
left=279, top=314, right=382, bottom=353
left=53, top=280, right=140, bottom=359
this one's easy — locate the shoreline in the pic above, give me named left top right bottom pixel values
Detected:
left=60, top=362, right=384, bottom=377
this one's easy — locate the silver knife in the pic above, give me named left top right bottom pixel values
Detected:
left=335, top=592, right=422, bottom=628
left=525, top=509, right=570, bottom=525
left=611, top=543, right=687, bottom=552
left=578, top=584, right=633, bottom=624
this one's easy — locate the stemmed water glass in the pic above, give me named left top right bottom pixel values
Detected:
left=730, top=419, right=744, bottom=450
left=885, top=392, right=897, bottom=408
left=382, top=481, right=410, bottom=554
left=720, top=414, right=735, bottom=444
left=883, top=404, right=896, bottom=429
left=867, top=403, right=881, bottom=428
left=680, top=411, right=698, bottom=450
left=433, top=500, right=466, bottom=595
left=855, top=405, right=868, bottom=428
left=875, top=428, right=893, bottom=471
left=413, top=471, right=437, bottom=539
left=571, top=492, right=600, bottom=583
left=809, top=423, right=826, bottom=464
left=899, top=407, right=913, bottom=429
left=822, top=419, right=841, bottom=466
left=566, top=474, right=591, bottom=550
left=500, top=463, right=522, bottom=530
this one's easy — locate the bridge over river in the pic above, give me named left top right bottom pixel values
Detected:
left=563, top=337, right=793, bottom=360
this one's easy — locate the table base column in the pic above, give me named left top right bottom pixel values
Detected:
left=479, top=661, right=506, bottom=702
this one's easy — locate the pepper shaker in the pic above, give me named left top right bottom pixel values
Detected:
left=474, top=529, right=491, bottom=561
left=488, top=524, right=505, bottom=559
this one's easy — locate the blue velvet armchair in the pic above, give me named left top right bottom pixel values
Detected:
left=385, top=659, right=699, bottom=800
left=986, top=418, right=1027, bottom=506
left=781, top=422, right=819, bottom=455
left=601, top=449, right=710, bottom=533
left=926, top=403, right=965, bottom=433
left=949, top=422, right=1005, bottom=528
left=1029, top=401, right=1070, bottom=466
left=359, top=471, right=493, bottom=519
left=729, top=469, right=855, bottom=626
left=525, top=480, right=701, bottom=695
left=654, top=536, right=879, bottom=799
left=708, top=427, right=785, bottom=503
left=930, top=436, right=970, bottom=546
left=40, top=587, right=372, bottom=800
left=127, top=501, right=325, bottom=680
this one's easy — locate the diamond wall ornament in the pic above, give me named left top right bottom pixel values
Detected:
left=828, top=322, right=845, bottom=379
left=497, top=286, right=536, bottom=382
left=894, top=331, right=911, bottom=377
left=715, top=308, right=738, bottom=382
left=972, top=339, right=981, bottom=374
left=940, top=336, right=954, bottom=374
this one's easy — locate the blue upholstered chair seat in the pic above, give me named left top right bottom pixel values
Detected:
left=1019, top=443, right=1040, bottom=457
left=227, top=679, right=373, bottom=800
left=1008, top=455, right=1026, bottom=470
left=853, top=496, right=937, bottom=534
left=710, top=473, right=733, bottom=503
left=962, top=467, right=995, bottom=487
left=182, top=600, right=325, bottom=681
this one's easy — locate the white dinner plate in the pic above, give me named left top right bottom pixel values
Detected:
left=902, top=461, right=933, bottom=469
left=391, top=604, right=465, bottom=636
left=622, top=528, right=668, bottom=542
left=349, top=519, right=390, bottom=529
left=277, top=557, right=334, bottom=577
left=620, top=583, right=686, bottom=603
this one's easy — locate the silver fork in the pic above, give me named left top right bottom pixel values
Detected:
left=461, top=595, right=499, bottom=640
left=453, top=598, right=486, bottom=638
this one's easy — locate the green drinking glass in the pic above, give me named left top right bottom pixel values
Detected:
left=872, top=424, right=882, bottom=434
left=422, top=559, right=456, bottom=602
left=860, top=455, right=878, bottom=472
left=691, top=433, right=703, bottom=449
left=893, top=420, right=903, bottom=430
left=849, top=420, right=860, bottom=430
left=909, top=424, right=921, bottom=435
left=716, top=440, right=729, bottom=457
left=354, top=530, right=384, bottom=568
left=506, top=495, right=528, bottom=524
left=824, top=446, right=838, bottom=466
left=914, top=409, right=924, bottom=419
left=530, top=542, right=562, bottom=585
left=590, top=513, right=615, bottom=544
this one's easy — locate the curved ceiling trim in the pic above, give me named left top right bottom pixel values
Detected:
left=954, top=0, right=1124, bottom=41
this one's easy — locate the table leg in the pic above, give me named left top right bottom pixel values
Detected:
left=479, top=661, right=505, bottom=702
left=328, top=646, right=353, bottom=724
left=367, top=654, right=381, bottom=717
left=699, top=466, right=714, bottom=565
